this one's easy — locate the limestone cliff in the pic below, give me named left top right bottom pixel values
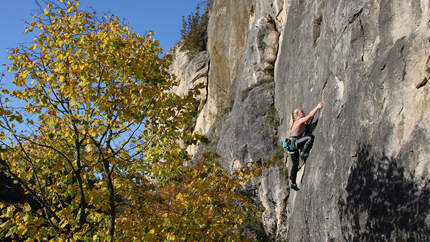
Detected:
left=170, top=0, right=430, bottom=241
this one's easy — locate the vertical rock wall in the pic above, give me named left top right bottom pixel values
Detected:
left=275, top=1, right=430, bottom=240
left=171, top=0, right=430, bottom=240
left=206, top=0, right=287, bottom=236
left=168, top=42, right=209, bottom=155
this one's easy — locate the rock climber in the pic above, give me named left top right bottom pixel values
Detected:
left=283, top=102, right=323, bottom=190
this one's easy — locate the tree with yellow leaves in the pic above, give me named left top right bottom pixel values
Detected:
left=0, top=0, right=263, bottom=241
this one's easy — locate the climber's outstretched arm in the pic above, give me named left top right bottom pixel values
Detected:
left=302, top=102, right=323, bottom=123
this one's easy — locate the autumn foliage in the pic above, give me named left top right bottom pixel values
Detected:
left=0, top=0, right=262, bottom=241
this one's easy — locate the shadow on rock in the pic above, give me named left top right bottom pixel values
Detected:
left=339, top=145, right=430, bottom=242
left=303, top=117, right=318, bottom=161
left=297, top=118, right=318, bottom=172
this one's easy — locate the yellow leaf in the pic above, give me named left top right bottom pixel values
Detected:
left=87, top=145, right=94, bottom=153
left=60, top=219, right=69, bottom=229
left=167, top=234, right=175, bottom=241
left=44, top=9, right=49, bottom=16
left=6, top=205, right=15, bottom=217
left=21, top=72, right=28, bottom=79
left=23, top=203, right=31, bottom=212
left=0, top=221, right=9, bottom=228
left=174, top=192, right=183, bottom=201
left=67, top=6, right=77, bottom=13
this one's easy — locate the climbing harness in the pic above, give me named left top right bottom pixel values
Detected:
left=282, top=135, right=299, bottom=154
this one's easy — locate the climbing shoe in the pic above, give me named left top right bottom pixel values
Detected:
left=300, top=152, right=309, bottom=162
left=291, top=183, right=299, bottom=191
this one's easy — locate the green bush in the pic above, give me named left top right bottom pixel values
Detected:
left=272, top=144, right=285, bottom=162
left=266, top=105, right=278, bottom=125
left=272, top=144, right=288, bottom=177
left=180, top=1, right=211, bottom=54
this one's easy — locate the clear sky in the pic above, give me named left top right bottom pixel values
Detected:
left=0, top=0, right=203, bottom=85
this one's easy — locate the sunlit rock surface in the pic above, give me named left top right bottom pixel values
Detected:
left=173, top=0, right=430, bottom=240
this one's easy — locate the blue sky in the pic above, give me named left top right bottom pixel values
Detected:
left=0, top=0, right=203, bottom=85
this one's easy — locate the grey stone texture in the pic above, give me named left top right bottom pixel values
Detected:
left=168, top=42, right=210, bottom=154
left=275, top=1, right=430, bottom=240
left=173, top=0, right=430, bottom=240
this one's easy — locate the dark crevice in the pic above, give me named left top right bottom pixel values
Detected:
left=400, top=44, right=407, bottom=82
left=335, top=7, right=364, bottom=47
left=190, top=71, right=208, bottom=84
left=348, top=8, right=363, bottom=24
left=197, top=59, right=210, bottom=114
left=416, top=77, right=428, bottom=89
left=205, top=59, right=210, bottom=100
left=336, top=104, right=345, bottom=119
left=313, top=15, right=323, bottom=47
left=194, top=60, right=207, bottom=73
left=357, top=12, right=366, bottom=65
left=321, top=73, right=330, bottom=100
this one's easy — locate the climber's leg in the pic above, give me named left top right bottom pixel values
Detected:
left=289, top=152, right=300, bottom=190
left=296, top=135, right=313, bottom=160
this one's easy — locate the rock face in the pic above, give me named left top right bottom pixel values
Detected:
left=172, top=0, right=430, bottom=240
left=275, top=1, right=430, bottom=240
left=168, top=42, right=209, bottom=155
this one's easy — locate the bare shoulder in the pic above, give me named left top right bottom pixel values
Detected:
left=295, top=117, right=307, bottom=125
